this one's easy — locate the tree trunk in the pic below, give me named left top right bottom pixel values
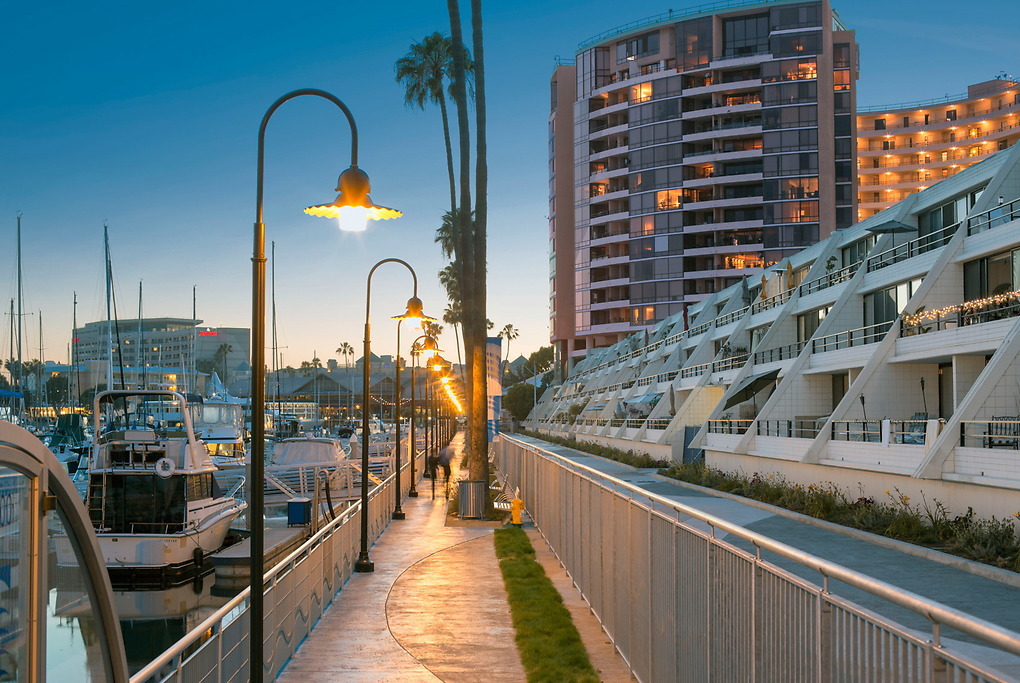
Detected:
left=447, top=0, right=478, bottom=460
left=468, top=0, right=489, bottom=486
left=438, top=93, right=457, bottom=216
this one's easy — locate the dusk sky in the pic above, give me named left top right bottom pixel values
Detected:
left=2, top=0, right=1017, bottom=370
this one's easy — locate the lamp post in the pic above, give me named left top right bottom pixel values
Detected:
left=408, top=336, right=440, bottom=498
left=251, top=88, right=399, bottom=682
left=357, top=259, right=433, bottom=571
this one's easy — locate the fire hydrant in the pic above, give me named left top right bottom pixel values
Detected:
left=511, top=497, right=524, bottom=526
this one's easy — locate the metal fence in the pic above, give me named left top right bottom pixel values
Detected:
left=494, top=435, right=1020, bottom=683
left=130, top=449, right=423, bottom=683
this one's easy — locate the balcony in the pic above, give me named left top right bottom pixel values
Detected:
left=866, top=222, right=960, bottom=272
left=812, top=320, right=893, bottom=354
left=967, top=196, right=1020, bottom=235
left=798, top=263, right=860, bottom=296
left=900, top=291, right=1020, bottom=336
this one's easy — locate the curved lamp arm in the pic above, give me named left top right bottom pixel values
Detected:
left=256, top=89, right=358, bottom=225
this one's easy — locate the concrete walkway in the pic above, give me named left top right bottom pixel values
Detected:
left=511, top=434, right=1020, bottom=676
left=277, top=434, right=526, bottom=682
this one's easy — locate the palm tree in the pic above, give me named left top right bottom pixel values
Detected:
left=498, top=324, right=518, bottom=384
left=443, top=303, right=463, bottom=371
left=214, top=343, right=233, bottom=383
left=336, top=342, right=354, bottom=421
left=395, top=33, right=471, bottom=215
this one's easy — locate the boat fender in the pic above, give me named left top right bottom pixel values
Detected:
left=155, top=457, right=176, bottom=478
left=193, top=547, right=204, bottom=569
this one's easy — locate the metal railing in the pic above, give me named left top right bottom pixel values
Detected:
left=960, top=419, right=1020, bottom=449
left=866, top=221, right=960, bottom=272
left=706, top=419, right=753, bottom=434
left=757, top=419, right=822, bottom=438
left=496, top=435, right=1020, bottom=683
left=752, top=340, right=806, bottom=364
left=713, top=353, right=749, bottom=372
left=645, top=418, right=673, bottom=430
left=901, top=292, right=1020, bottom=335
left=798, top=262, right=860, bottom=296
left=831, top=420, right=882, bottom=442
left=812, top=320, right=893, bottom=353
left=681, top=360, right=714, bottom=379
left=751, top=287, right=795, bottom=314
left=967, top=196, right=1020, bottom=235
left=130, top=450, right=422, bottom=683
left=714, top=306, right=750, bottom=327
left=687, top=320, right=714, bottom=337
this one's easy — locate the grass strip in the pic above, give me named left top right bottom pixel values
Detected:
left=494, top=527, right=599, bottom=682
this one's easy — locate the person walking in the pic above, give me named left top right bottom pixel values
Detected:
left=438, top=444, right=454, bottom=498
left=426, top=451, right=439, bottom=499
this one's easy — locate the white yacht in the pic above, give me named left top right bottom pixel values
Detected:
left=72, top=390, right=246, bottom=573
left=189, top=398, right=246, bottom=468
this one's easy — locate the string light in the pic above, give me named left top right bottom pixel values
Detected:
left=902, top=290, right=1020, bottom=327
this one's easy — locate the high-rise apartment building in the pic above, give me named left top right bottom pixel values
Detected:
left=856, top=78, right=1020, bottom=221
left=550, top=0, right=857, bottom=367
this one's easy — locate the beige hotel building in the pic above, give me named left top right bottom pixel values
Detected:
left=856, top=78, right=1020, bottom=220
left=549, top=0, right=858, bottom=367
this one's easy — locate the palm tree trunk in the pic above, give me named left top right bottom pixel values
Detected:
left=447, top=0, right=478, bottom=463
left=468, top=0, right=489, bottom=484
left=438, top=94, right=457, bottom=216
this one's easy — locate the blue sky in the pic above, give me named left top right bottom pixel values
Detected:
left=2, top=0, right=1017, bottom=369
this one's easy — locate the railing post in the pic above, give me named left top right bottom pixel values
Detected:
left=817, top=576, right=832, bottom=682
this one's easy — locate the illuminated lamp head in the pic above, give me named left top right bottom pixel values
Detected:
left=304, top=166, right=401, bottom=232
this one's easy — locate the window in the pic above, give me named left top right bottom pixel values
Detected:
left=771, top=3, right=822, bottom=30
left=764, top=200, right=819, bottom=224
left=763, top=128, right=818, bottom=153
left=834, top=115, right=852, bottom=137
left=763, top=105, right=817, bottom=130
left=762, top=152, right=818, bottom=176
left=616, top=31, right=660, bottom=64
left=677, top=18, right=712, bottom=71
left=761, top=58, right=817, bottom=83
left=964, top=250, right=1020, bottom=300
left=764, top=177, right=819, bottom=200
left=770, top=31, right=822, bottom=58
left=833, top=43, right=851, bottom=68
left=946, top=109, right=957, bottom=121
left=903, top=116, right=910, bottom=127
left=864, top=279, right=922, bottom=327
left=762, top=81, right=818, bottom=106
left=723, top=13, right=769, bottom=57
left=874, top=118, right=886, bottom=131
left=797, top=307, right=829, bottom=342
left=834, top=70, right=851, bottom=91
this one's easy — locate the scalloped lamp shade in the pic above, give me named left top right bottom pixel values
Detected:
left=304, top=166, right=401, bottom=232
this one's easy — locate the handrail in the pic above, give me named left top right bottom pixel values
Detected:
left=130, top=465, right=398, bottom=682
left=967, top=196, right=1020, bottom=235
left=812, top=320, right=893, bottom=353
left=798, top=262, right=859, bottom=296
left=866, top=221, right=960, bottom=272
left=499, top=434, right=1020, bottom=658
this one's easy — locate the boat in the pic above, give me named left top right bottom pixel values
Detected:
left=47, top=412, right=93, bottom=467
left=69, top=389, right=246, bottom=577
left=189, top=374, right=246, bottom=468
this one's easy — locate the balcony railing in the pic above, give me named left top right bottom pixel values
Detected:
left=757, top=419, right=822, bottom=438
left=812, top=320, right=893, bottom=353
left=901, top=291, right=1020, bottom=336
left=967, top=196, right=1020, bottom=235
left=960, top=419, right=1020, bottom=449
left=687, top=320, right=714, bottom=337
left=752, top=341, right=806, bottom=364
left=715, top=306, right=750, bottom=327
left=831, top=420, right=882, bottom=442
left=646, top=418, right=673, bottom=430
left=707, top=419, right=754, bottom=434
left=713, top=353, right=750, bottom=372
left=866, top=222, right=960, bottom=272
left=798, top=262, right=860, bottom=296
left=681, top=360, right=714, bottom=378
left=751, top=288, right=795, bottom=314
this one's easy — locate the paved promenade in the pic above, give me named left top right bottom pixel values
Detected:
left=511, top=434, right=1020, bottom=677
left=277, top=434, right=524, bottom=681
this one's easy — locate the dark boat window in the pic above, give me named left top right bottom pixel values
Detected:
left=187, top=473, right=214, bottom=501
left=91, top=474, right=186, bottom=533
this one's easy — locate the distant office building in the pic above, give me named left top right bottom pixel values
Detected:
left=550, top=0, right=857, bottom=370
left=72, top=318, right=250, bottom=389
left=856, top=78, right=1020, bottom=220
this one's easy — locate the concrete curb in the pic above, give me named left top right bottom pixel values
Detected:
left=651, top=472, right=1020, bottom=589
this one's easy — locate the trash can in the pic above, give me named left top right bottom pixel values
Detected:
left=458, top=480, right=486, bottom=519
left=288, top=498, right=312, bottom=526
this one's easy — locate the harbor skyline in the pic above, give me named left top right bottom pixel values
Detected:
left=2, top=0, right=1017, bottom=369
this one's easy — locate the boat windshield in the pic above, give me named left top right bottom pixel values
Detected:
left=189, top=404, right=243, bottom=431
left=100, top=395, right=186, bottom=433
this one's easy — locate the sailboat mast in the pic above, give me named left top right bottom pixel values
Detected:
left=72, top=292, right=78, bottom=411
left=271, top=241, right=279, bottom=420
left=104, top=224, right=113, bottom=391
left=15, top=214, right=23, bottom=395
left=192, top=285, right=197, bottom=395
left=138, top=281, right=144, bottom=390
left=38, top=313, right=44, bottom=408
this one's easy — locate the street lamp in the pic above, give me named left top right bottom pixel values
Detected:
left=357, top=259, right=433, bottom=571
left=408, top=336, right=440, bottom=497
left=250, top=88, right=400, bottom=682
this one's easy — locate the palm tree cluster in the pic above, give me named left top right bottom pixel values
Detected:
left=395, top=4, right=490, bottom=485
